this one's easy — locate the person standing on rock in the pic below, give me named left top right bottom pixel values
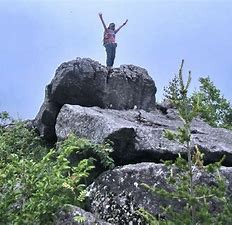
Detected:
left=98, top=12, right=128, bottom=71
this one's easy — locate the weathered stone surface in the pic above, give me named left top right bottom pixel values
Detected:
left=55, top=204, right=114, bottom=225
left=86, top=163, right=232, bottom=225
left=34, top=100, right=61, bottom=141
left=56, top=104, right=232, bottom=166
left=50, top=58, right=156, bottom=110
left=35, top=58, right=156, bottom=141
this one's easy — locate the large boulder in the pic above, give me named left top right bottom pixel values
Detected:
left=56, top=104, right=232, bottom=166
left=35, top=58, right=157, bottom=141
left=55, top=204, right=114, bottom=225
left=86, top=162, right=232, bottom=225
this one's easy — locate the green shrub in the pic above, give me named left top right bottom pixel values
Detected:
left=57, top=133, right=115, bottom=185
left=0, top=120, right=48, bottom=162
left=164, top=69, right=232, bottom=129
left=0, top=116, right=114, bottom=224
left=0, top=111, right=12, bottom=126
left=58, top=133, right=115, bottom=170
left=191, top=77, right=232, bottom=129
left=0, top=149, right=94, bottom=224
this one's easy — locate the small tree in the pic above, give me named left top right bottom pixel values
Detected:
left=163, top=74, right=182, bottom=103
left=138, top=60, right=232, bottom=225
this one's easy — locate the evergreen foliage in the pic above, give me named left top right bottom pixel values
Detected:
left=139, top=60, right=232, bottom=225
left=163, top=74, right=182, bottom=103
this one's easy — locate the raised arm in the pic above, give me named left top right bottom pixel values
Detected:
left=98, top=13, right=107, bottom=30
left=115, top=19, right=128, bottom=33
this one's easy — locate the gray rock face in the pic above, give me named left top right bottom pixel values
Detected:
left=86, top=163, right=232, bottom=225
left=35, top=58, right=156, bottom=141
left=55, top=204, right=114, bottom=225
left=56, top=104, right=232, bottom=166
left=34, top=57, right=232, bottom=224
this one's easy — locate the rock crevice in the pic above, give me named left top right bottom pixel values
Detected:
left=56, top=104, right=232, bottom=166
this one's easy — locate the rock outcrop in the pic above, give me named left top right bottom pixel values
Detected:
left=56, top=104, right=232, bottom=166
left=86, top=163, right=232, bottom=225
left=55, top=205, right=114, bottom=225
left=35, top=58, right=157, bottom=141
left=34, top=57, right=232, bottom=224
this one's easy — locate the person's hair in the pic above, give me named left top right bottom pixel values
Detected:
left=108, top=23, right=115, bottom=29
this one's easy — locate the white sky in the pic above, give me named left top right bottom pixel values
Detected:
left=0, top=0, right=232, bottom=119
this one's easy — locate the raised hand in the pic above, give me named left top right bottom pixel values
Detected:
left=98, top=12, right=107, bottom=30
left=123, top=19, right=128, bottom=26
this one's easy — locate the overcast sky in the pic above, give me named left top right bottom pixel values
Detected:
left=1, top=0, right=232, bottom=119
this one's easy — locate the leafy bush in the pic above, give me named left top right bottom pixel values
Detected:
left=58, top=133, right=115, bottom=170
left=0, top=120, right=48, bottom=162
left=191, top=77, right=232, bottom=129
left=0, top=115, right=114, bottom=224
left=0, top=111, right=12, bottom=126
left=0, top=149, right=94, bottom=224
left=164, top=69, right=232, bottom=129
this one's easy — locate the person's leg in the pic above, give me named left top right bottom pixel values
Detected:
left=105, top=44, right=112, bottom=67
left=108, top=44, right=114, bottom=67
left=111, top=44, right=116, bottom=67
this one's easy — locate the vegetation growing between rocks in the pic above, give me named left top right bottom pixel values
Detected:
left=0, top=114, right=114, bottom=225
left=139, top=60, right=232, bottom=224
left=59, top=133, right=115, bottom=171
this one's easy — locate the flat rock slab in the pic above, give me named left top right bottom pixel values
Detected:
left=56, top=104, right=232, bottom=166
